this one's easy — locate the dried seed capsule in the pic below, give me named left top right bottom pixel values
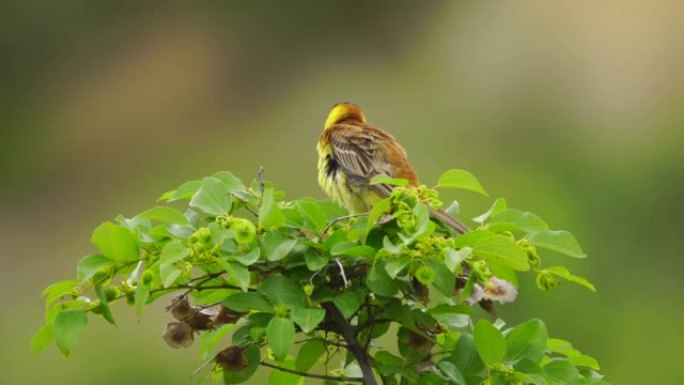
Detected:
left=167, top=294, right=193, bottom=321
left=215, top=345, right=248, bottom=371
left=163, top=321, right=194, bottom=348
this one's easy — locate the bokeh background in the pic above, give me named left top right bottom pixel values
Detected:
left=2, top=1, right=683, bottom=384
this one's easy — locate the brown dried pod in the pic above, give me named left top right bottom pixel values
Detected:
left=411, top=277, right=430, bottom=304
left=167, top=294, right=193, bottom=321
left=185, top=309, right=213, bottom=331
left=163, top=321, right=194, bottom=349
left=408, top=330, right=435, bottom=357
left=215, top=345, right=248, bottom=371
left=213, top=306, right=245, bottom=326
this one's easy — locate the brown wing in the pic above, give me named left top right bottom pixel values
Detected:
left=327, top=123, right=395, bottom=196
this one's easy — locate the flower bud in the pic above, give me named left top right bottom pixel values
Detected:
left=415, top=265, right=436, bottom=286
left=536, top=271, right=560, bottom=292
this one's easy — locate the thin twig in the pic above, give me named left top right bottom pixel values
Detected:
left=258, top=166, right=265, bottom=196
left=320, top=213, right=368, bottom=238
left=260, top=361, right=363, bottom=382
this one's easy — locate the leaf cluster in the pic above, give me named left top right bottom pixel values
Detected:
left=32, top=169, right=606, bottom=385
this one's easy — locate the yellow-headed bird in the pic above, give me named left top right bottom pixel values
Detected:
left=317, top=103, right=469, bottom=233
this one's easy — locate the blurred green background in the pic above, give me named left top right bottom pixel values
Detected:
left=2, top=1, right=683, bottom=384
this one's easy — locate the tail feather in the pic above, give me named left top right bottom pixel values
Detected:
left=429, top=208, right=469, bottom=234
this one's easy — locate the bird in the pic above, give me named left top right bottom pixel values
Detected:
left=317, top=102, right=469, bottom=234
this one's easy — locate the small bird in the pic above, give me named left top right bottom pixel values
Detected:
left=317, top=103, right=468, bottom=233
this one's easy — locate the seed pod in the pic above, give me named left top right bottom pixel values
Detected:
left=214, top=306, right=245, bottom=326
left=411, top=277, right=430, bottom=304
left=167, top=294, right=193, bottom=321
left=163, top=321, right=194, bottom=348
left=407, top=330, right=435, bottom=357
left=215, top=345, right=248, bottom=371
left=186, top=309, right=213, bottom=331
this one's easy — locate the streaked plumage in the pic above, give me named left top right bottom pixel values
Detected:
left=317, top=103, right=468, bottom=233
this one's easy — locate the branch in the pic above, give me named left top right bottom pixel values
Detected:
left=260, top=361, right=363, bottom=382
left=320, top=213, right=368, bottom=238
left=322, top=302, right=378, bottom=385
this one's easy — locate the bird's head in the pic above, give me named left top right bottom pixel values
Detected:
left=324, top=102, right=366, bottom=128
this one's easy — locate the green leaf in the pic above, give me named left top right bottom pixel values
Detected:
left=368, top=198, right=392, bottom=228
left=426, top=259, right=456, bottom=297
left=259, top=188, right=285, bottom=228
left=199, top=323, right=235, bottom=360
left=295, top=340, right=326, bottom=372
left=370, top=174, right=409, bottom=186
left=94, top=284, right=116, bottom=325
left=568, top=354, right=600, bottom=370
left=53, top=309, right=87, bottom=357
left=473, top=319, right=506, bottom=366
left=134, top=281, right=149, bottom=320
left=382, top=236, right=404, bottom=255
left=489, top=209, right=548, bottom=233
left=444, top=247, right=470, bottom=273
left=366, top=262, right=399, bottom=297
left=291, top=308, right=326, bottom=333
left=268, top=356, right=303, bottom=385
left=437, top=169, right=488, bottom=196
left=190, top=177, right=232, bottom=216
left=235, top=247, right=261, bottom=266
left=295, top=199, right=327, bottom=232
left=30, top=324, right=53, bottom=354
left=259, top=276, right=307, bottom=309
left=42, top=280, right=78, bottom=308
left=428, top=304, right=471, bottom=328
left=527, top=230, right=586, bottom=258
left=76, top=254, right=114, bottom=283
left=374, top=350, right=404, bottom=375
left=136, top=206, right=188, bottom=224
left=224, top=292, right=274, bottom=312
left=262, top=232, right=297, bottom=262
left=331, top=290, right=364, bottom=319
left=472, top=198, right=507, bottom=224
left=223, top=344, right=260, bottom=384
left=331, top=242, right=376, bottom=259
left=545, top=266, right=596, bottom=291
left=217, top=259, right=250, bottom=292
left=304, top=249, right=329, bottom=271
left=473, top=235, right=529, bottom=271
left=385, top=257, right=411, bottom=279
left=437, top=360, right=467, bottom=385
left=212, top=171, right=247, bottom=192
left=91, top=222, right=139, bottom=262
left=159, top=179, right=201, bottom=202
left=514, top=358, right=546, bottom=385
left=159, top=240, right=190, bottom=288
left=543, top=359, right=586, bottom=385
left=505, top=319, right=548, bottom=363
left=267, top=317, right=295, bottom=362
left=449, top=334, right=484, bottom=376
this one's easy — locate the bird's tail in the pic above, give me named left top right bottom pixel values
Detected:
left=429, top=208, right=469, bottom=234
